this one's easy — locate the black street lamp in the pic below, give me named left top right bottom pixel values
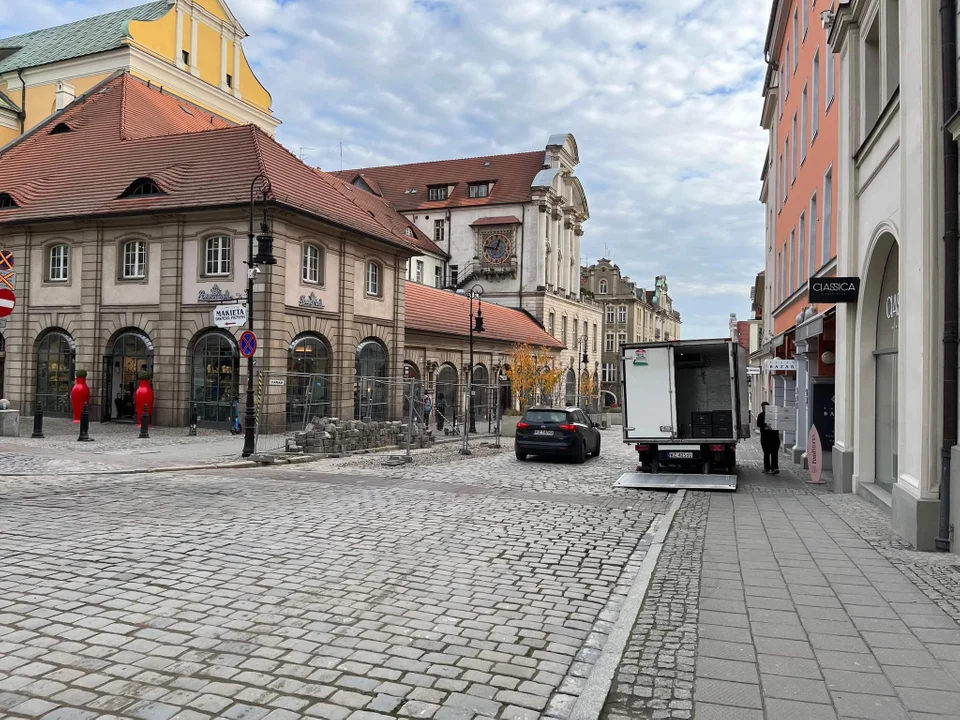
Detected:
left=576, top=335, right=589, bottom=409
left=458, top=284, right=484, bottom=453
left=241, top=174, right=276, bottom=458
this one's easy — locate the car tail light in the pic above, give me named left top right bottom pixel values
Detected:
left=517, top=421, right=530, bottom=429
left=709, top=445, right=725, bottom=452
left=635, top=444, right=651, bottom=451
left=558, top=424, right=577, bottom=432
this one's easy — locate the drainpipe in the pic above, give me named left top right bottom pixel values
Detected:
left=939, top=0, right=958, bottom=552
left=17, top=68, right=25, bottom=134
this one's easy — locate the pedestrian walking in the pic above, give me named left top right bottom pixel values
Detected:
left=423, top=392, right=432, bottom=427
left=757, top=401, right=780, bottom=474
left=436, top=392, right=446, bottom=432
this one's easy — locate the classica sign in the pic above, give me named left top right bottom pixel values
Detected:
left=885, top=292, right=900, bottom=319
left=809, top=277, right=861, bottom=304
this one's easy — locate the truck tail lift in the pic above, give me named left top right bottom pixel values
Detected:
left=615, top=338, right=749, bottom=491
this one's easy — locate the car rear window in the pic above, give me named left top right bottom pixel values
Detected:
left=524, top=410, right=568, bottom=423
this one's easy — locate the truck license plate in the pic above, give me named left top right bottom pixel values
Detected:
left=534, top=430, right=553, bottom=436
left=667, top=451, right=693, bottom=459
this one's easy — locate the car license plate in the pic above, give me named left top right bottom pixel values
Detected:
left=534, top=430, right=553, bottom=436
left=668, top=451, right=694, bottom=459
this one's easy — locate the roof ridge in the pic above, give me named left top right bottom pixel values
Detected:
left=119, top=73, right=129, bottom=140
left=315, top=170, right=417, bottom=248
left=342, top=148, right=545, bottom=175
left=248, top=125, right=271, bottom=193
left=0, top=0, right=168, bottom=43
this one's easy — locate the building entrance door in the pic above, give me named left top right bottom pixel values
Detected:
left=103, top=331, right=154, bottom=422
left=874, top=243, right=899, bottom=493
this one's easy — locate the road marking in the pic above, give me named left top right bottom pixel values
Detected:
left=567, top=489, right=687, bottom=720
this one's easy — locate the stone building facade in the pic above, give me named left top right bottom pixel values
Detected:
left=0, top=74, right=423, bottom=429
left=336, top=134, right=603, bottom=376
left=581, top=259, right=682, bottom=405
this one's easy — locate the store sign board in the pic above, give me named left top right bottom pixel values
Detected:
left=765, top=358, right=797, bottom=371
left=809, top=277, right=861, bottom=303
left=213, top=304, right=247, bottom=328
left=808, top=424, right=824, bottom=484
left=746, top=366, right=762, bottom=375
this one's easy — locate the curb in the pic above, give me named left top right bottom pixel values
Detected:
left=568, top=489, right=687, bottom=720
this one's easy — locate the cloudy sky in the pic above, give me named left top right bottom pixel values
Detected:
left=3, top=0, right=769, bottom=339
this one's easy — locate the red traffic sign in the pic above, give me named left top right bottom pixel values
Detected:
left=0, top=250, right=12, bottom=271
left=0, top=288, right=15, bottom=318
left=239, top=330, right=257, bottom=357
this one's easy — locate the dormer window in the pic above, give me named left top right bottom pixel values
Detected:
left=405, top=227, right=415, bottom=237
left=50, top=123, right=72, bottom=135
left=468, top=183, right=489, bottom=199
left=119, top=178, right=164, bottom=198
left=428, top=186, right=448, bottom=201
left=0, top=192, right=17, bottom=209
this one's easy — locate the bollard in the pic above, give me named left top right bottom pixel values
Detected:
left=31, top=403, right=44, bottom=439
left=188, top=404, right=198, bottom=437
left=138, top=407, right=150, bottom=439
left=77, top=403, right=92, bottom=442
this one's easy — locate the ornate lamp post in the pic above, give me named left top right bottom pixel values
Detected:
left=457, top=284, right=484, bottom=453
left=241, top=174, right=276, bottom=458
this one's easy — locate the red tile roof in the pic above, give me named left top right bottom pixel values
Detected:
left=470, top=215, right=522, bottom=227
left=405, top=282, right=564, bottom=349
left=0, top=74, right=429, bottom=255
left=335, top=151, right=548, bottom=212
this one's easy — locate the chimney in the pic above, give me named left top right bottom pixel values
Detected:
left=55, top=81, right=75, bottom=111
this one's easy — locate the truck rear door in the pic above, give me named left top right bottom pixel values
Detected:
left=621, top=345, right=676, bottom=441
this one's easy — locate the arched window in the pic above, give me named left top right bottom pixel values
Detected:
left=302, top=244, right=324, bottom=285
left=366, top=261, right=382, bottom=296
left=356, top=339, right=388, bottom=419
left=191, top=331, right=239, bottom=424
left=565, top=369, right=577, bottom=406
left=48, top=243, right=69, bottom=282
left=435, top=363, right=460, bottom=430
left=121, top=239, right=147, bottom=279
left=287, top=334, right=332, bottom=427
left=598, top=279, right=608, bottom=294
left=204, top=236, right=232, bottom=277
left=36, top=329, right=76, bottom=416
left=472, top=364, right=490, bottom=429
left=119, top=177, right=164, bottom=198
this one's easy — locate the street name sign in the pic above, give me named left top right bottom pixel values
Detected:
left=214, top=303, right=247, bottom=328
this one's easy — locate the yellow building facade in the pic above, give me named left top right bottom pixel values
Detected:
left=0, top=0, right=277, bottom=148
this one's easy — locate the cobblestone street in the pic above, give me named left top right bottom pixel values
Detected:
left=3, top=431, right=960, bottom=719
left=0, top=430, right=675, bottom=720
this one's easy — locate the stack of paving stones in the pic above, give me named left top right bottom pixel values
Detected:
left=602, top=493, right=708, bottom=720
left=290, top=417, right=436, bottom=455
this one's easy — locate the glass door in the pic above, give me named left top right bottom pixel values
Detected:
left=874, top=351, right=898, bottom=493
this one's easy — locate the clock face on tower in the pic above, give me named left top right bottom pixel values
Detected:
left=483, top=234, right=510, bottom=263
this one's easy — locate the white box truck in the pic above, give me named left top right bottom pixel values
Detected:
left=616, top=338, right=749, bottom=490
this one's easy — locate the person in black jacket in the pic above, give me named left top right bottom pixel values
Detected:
left=757, top=402, right=780, bottom=474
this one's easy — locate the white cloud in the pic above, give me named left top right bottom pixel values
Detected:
left=2, top=0, right=769, bottom=338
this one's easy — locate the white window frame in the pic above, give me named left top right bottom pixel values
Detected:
left=801, top=84, right=808, bottom=163
left=605, top=332, right=614, bottom=352
left=803, top=0, right=809, bottom=39
left=794, top=10, right=800, bottom=65
left=602, top=363, right=616, bottom=384
left=366, top=261, right=381, bottom=296
left=593, top=325, right=598, bottom=352
left=809, top=192, right=819, bottom=275
left=48, top=244, right=69, bottom=282
left=428, top=186, right=447, bottom=201
left=415, top=260, right=424, bottom=284
left=549, top=312, right=555, bottom=335
left=606, top=306, right=615, bottom=323
left=822, top=167, right=834, bottom=264
left=798, top=212, right=806, bottom=286
left=812, top=50, right=821, bottom=140
left=204, top=236, right=231, bottom=277
left=599, top=279, right=608, bottom=294
left=434, top=219, right=445, bottom=245
left=468, top=183, right=489, bottom=198
left=789, top=229, right=796, bottom=293
left=791, top=113, right=798, bottom=182
left=302, top=243, right=323, bottom=285
left=122, top=240, right=146, bottom=280
left=617, top=305, right=627, bottom=324
left=617, top=331, right=627, bottom=348
left=826, top=44, right=836, bottom=108
left=561, top=316, right=568, bottom=344
left=434, top=266, right=442, bottom=288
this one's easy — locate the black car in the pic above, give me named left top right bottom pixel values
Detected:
left=514, top=407, right=601, bottom=463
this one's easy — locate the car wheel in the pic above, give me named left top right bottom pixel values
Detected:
left=574, top=440, right=587, bottom=464
left=515, top=450, right=527, bottom=461
left=591, top=437, right=601, bottom=457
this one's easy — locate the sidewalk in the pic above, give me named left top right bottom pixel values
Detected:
left=604, top=439, right=960, bottom=720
